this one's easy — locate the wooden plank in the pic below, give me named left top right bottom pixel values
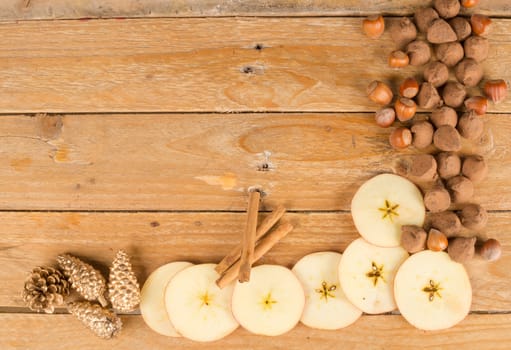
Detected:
left=2, top=313, right=511, bottom=350
left=0, top=18, right=510, bottom=113
left=0, top=113, right=506, bottom=211
left=2, top=0, right=510, bottom=20
left=2, top=212, right=509, bottom=311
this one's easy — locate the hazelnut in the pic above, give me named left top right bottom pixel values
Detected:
left=427, top=18, right=457, bottom=44
left=442, top=81, right=467, bottom=108
left=363, top=15, right=385, bottom=39
left=401, top=225, right=427, bottom=253
left=424, top=185, right=451, bottom=212
left=477, top=239, right=502, bottom=262
left=436, top=152, right=461, bottom=179
left=367, top=80, right=393, bottom=105
left=484, top=79, right=508, bottom=104
left=388, top=50, right=410, bottom=68
left=464, top=36, right=489, bottom=62
left=446, top=175, right=474, bottom=203
left=395, top=97, right=417, bottom=122
left=461, top=0, right=479, bottom=8
left=374, top=108, right=396, bottom=128
left=411, top=120, right=434, bottom=149
left=433, top=125, right=461, bottom=152
left=464, top=96, right=488, bottom=115
left=389, top=127, right=412, bottom=149
left=434, top=0, right=460, bottom=19
left=462, top=155, right=488, bottom=183
left=457, top=112, right=484, bottom=140
left=430, top=107, right=458, bottom=128
left=414, top=8, right=439, bottom=33
left=407, top=40, right=431, bottom=66
left=423, top=61, right=449, bottom=87
left=390, top=17, right=418, bottom=49
left=448, top=237, right=476, bottom=263
left=471, top=14, right=492, bottom=36
left=417, top=82, right=442, bottom=109
left=429, top=210, right=462, bottom=237
left=455, top=58, right=483, bottom=87
left=435, top=42, right=464, bottom=67
left=459, top=203, right=488, bottom=230
left=449, top=17, right=472, bottom=41
left=399, top=77, right=420, bottom=98
left=427, top=228, right=449, bottom=251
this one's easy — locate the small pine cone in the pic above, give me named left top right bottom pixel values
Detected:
left=57, top=254, right=107, bottom=306
left=68, top=301, right=122, bottom=339
left=108, top=250, right=140, bottom=312
left=22, top=266, right=70, bottom=313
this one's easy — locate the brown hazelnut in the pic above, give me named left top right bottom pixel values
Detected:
left=455, top=58, right=483, bottom=87
left=464, top=36, right=489, bottom=62
left=442, top=81, right=467, bottom=108
left=407, top=40, right=431, bottom=66
left=427, top=228, right=449, bottom=251
left=457, top=112, right=484, bottom=140
left=401, top=225, right=427, bottom=253
left=417, top=82, right=442, bottom=109
left=434, top=0, right=460, bottom=19
left=424, top=185, right=451, bottom=212
left=435, top=42, right=464, bottom=67
left=462, top=155, right=488, bottom=183
left=390, top=17, right=418, bottom=49
left=375, top=108, right=396, bottom=128
left=424, top=61, right=449, bottom=87
left=433, top=125, right=461, bottom=152
left=427, top=18, right=457, bottom=44
left=414, top=8, right=439, bottom=33
left=430, top=107, right=458, bottom=128
left=459, top=203, right=488, bottom=230
left=388, top=50, right=410, bottom=68
left=448, top=237, right=476, bottom=263
left=446, top=175, right=474, bottom=203
left=409, top=154, right=438, bottom=182
left=436, top=152, right=461, bottom=179
left=395, top=97, right=417, bottom=122
left=411, top=120, right=434, bottom=149
left=477, top=239, right=502, bottom=262
left=429, top=210, right=462, bottom=236
left=363, top=15, right=385, bottom=39
left=399, top=77, right=420, bottom=98
left=449, top=17, right=472, bottom=41
left=471, top=14, right=492, bottom=36
left=464, top=96, right=488, bottom=115
left=367, top=80, right=394, bottom=105
left=461, top=0, right=479, bottom=8
left=389, top=127, right=412, bottom=149
left=484, top=79, right=508, bottom=104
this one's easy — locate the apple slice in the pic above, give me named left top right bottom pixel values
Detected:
left=231, top=264, right=305, bottom=336
left=292, top=251, right=362, bottom=330
left=165, top=263, right=239, bottom=342
left=351, top=173, right=425, bottom=247
left=394, top=250, right=472, bottom=330
left=139, top=261, right=193, bottom=336
left=338, top=238, right=409, bottom=314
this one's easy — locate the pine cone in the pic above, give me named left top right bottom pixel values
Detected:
left=22, top=266, right=70, bottom=313
left=57, top=254, right=107, bottom=306
left=68, top=301, right=122, bottom=339
left=108, top=250, right=140, bottom=312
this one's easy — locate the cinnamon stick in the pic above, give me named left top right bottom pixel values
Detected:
left=216, top=222, right=294, bottom=289
left=215, top=204, right=286, bottom=274
left=237, top=190, right=261, bottom=282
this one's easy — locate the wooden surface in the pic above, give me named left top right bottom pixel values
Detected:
left=1, top=1, right=511, bottom=349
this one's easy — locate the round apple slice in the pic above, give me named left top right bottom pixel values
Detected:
left=165, top=263, right=238, bottom=342
left=351, top=173, right=425, bottom=247
left=140, top=261, right=193, bottom=336
left=338, top=238, right=409, bottom=314
left=231, top=265, right=305, bottom=336
left=394, top=250, right=472, bottom=330
left=292, top=251, right=362, bottom=330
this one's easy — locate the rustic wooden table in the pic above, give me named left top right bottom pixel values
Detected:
left=1, top=1, right=510, bottom=349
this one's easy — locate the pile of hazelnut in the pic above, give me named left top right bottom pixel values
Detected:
left=362, top=0, right=504, bottom=263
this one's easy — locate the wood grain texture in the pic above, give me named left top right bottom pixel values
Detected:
left=2, top=0, right=510, bottom=19
left=0, top=18, right=510, bottom=113
left=0, top=114, right=506, bottom=211
left=2, top=313, right=511, bottom=350
left=2, top=212, right=509, bottom=311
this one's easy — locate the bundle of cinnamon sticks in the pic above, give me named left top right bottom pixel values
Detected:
left=215, top=190, right=293, bottom=289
